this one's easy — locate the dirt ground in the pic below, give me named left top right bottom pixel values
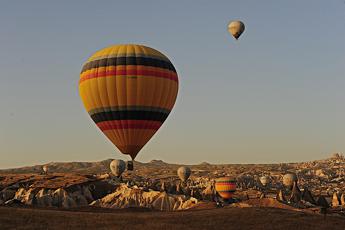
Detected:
left=0, top=206, right=344, bottom=230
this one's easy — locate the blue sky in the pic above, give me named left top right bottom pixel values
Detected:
left=0, top=0, right=344, bottom=168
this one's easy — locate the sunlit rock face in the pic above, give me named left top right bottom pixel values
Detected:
left=90, top=184, right=198, bottom=211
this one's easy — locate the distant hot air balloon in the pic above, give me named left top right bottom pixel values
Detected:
left=215, top=177, right=237, bottom=199
left=110, top=159, right=126, bottom=177
left=259, top=176, right=271, bottom=187
left=79, top=44, right=179, bottom=169
left=282, top=173, right=298, bottom=189
left=42, top=165, right=49, bottom=174
left=227, top=20, right=245, bottom=40
left=177, top=166, right=191, bottom=182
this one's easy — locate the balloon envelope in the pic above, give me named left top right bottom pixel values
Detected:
left=260, top=176, right=271, bottom=186
left=215, top=177, right=236, bottom=199
left=177, top=166, right=191, bottom=182
left=42, top=165, right=49, bottom=174
left=79, top=44, right=179, bottom=160
left=228, top=20, right=245, bottom=40
left=283, top=173, right=297, bottom=188
left=110, top=159, right=126, bottom=177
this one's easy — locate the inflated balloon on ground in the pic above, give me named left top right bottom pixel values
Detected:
left=177, top=166, right=191, bottom=182
left=260, top=176, right=271, bottom=186
left=110, top=159, right=126, bottom=177
left=215, top=177, right=236, bottom=199
left=283, top=173, right=298, bottom=189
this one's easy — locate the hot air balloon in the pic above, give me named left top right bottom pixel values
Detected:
left=227, top=20, right=245, bottom=40
left=215, top=177, right=236, bottom=200
left=79, top=44, right=179, bottom=169
left=259, top=176, right=271, bottom=187
left=282, top=173, right=298, bottom=189
left=42, top=165, right=49, bottom=175
left=110, top=159, right=126, bottom=177
left=177, top=166, right=191, bottom=182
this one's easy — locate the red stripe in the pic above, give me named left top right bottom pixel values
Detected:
left=80, top=68, right=178, bottom=84
left=96, top=120, right=162, bottom=131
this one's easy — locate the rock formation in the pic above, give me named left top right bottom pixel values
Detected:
left=301, top=187, right=316, bottom=205
left=317, top=195, right=329, bottom=208
left=276, top=189, right=286, bottom=202
left=340, top=193, right=345, bottom=206
left=289, top=181, right=301, bottom=203
left=91, top=184, right=197, bottom=211
left=331, top=192, right=341, bottom=207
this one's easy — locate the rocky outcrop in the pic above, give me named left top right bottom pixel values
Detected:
left=2, top=185, right=95, bottom=208
left=276, top=189, right=286, bottom=203
left=91, top=184, right=197, bottom=211
left=301, top=187, right=316, bottom=205
left=331, top=192, right=341, bottom=207
left=35, top=188, right=53, bottom=207
left=0, top=188, right=16, bottom=204
left=289, top=182, right=301, bottom=203
left=14, top=188, right=37, bottom=205
left=341, top=193, right=345, bottom=206
left=202, top=184, right=214, bottom=200
left=317, top=195, right=329, bottom=208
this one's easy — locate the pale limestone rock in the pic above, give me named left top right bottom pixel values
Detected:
left=91, top=184, right=197, bottom=211
left=332, top=192, right=340, bottom=207
left=14, top=188, right=36, bottom=205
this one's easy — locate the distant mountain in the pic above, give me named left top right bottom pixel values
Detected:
left=0, top=159, right=179, bottom=174
left=0, top=159, right=114, bottom=174
left=0, top=153, right=343, bottom=175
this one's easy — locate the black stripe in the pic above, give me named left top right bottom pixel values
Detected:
left=91, top=110, right=169, bottom=123
left=81, top=57, right=176, bottom=73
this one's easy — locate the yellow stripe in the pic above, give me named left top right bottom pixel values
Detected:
left=79, top=76, right=178, bottom=111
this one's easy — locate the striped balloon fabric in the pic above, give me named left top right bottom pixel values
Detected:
left=79, top=44, right=179, bottom=160
left=215, top=177, right=237, bottom=199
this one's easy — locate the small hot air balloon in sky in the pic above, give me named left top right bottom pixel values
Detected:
left=79, top=44, right=179, bottom=169
left=228, top=20, right=245, bottom=40
left=110, top=159, right=126, bottom=177
left=177, top=166, right=191, bottom=182
left=215, top=177, right=237, bottom=199
left=283, top=173, right=298, bottom=189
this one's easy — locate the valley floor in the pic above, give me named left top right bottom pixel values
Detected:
left=0, top=206, right=344, bottom=230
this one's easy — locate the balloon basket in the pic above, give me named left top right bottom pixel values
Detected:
left=127, top=161, right=134, bottom=171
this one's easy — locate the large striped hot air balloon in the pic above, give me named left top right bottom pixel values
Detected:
left=79, top=44, right=179, bottom=167
left=215, top=177, right=237, bottom=199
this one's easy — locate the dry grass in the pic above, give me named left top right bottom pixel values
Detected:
left=0, top=206, right=344, bottom=230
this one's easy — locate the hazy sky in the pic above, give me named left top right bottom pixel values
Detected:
left=0, top=1, right=345, bottom=168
